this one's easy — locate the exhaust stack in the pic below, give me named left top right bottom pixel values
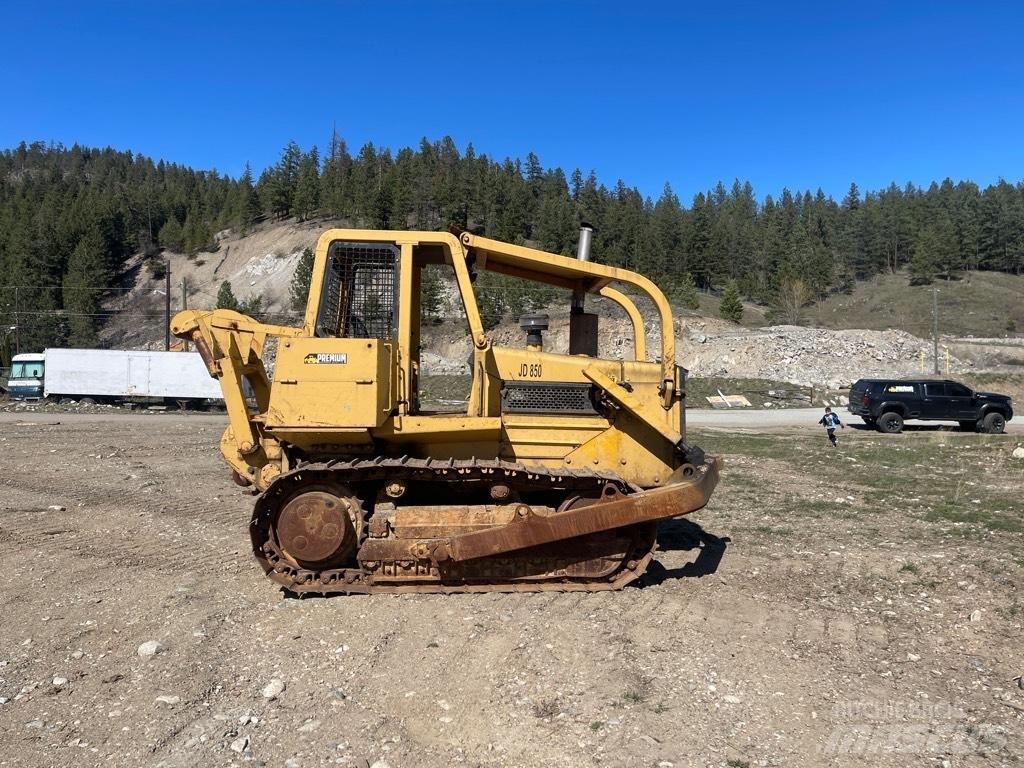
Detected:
left=571, top=224, right=594, bottom=312
left=569, top=224, right=599, bottom=356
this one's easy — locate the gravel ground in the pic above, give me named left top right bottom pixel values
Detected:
left=0, top=412, right=1021, bottom=767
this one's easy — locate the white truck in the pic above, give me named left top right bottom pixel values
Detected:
left=6, top=348, right=223, bottom=407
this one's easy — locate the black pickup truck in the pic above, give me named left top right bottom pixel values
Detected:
left=848, top=379, right=1013, bottom=433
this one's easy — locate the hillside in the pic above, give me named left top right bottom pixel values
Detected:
left=803, top=269, right=1024, bottom=338
left=100, top=219, right=328, bottom=348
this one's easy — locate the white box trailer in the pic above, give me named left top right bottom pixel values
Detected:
left=42, top=348, right=222, bottom=403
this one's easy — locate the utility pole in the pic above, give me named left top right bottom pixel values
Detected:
left=14, top=285, right=19, bottom=355
left=180, top=277, right=189, bottom=351
left=145, top=190, right=153, bottom=255
left=165, top=261, right=171, bottom=351
left=932, top=286, right=939, bottom=375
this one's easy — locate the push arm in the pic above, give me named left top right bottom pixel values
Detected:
left=171, top=309, right=305, bottom=457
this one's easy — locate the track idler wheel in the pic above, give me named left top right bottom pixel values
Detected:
left=274, top=489, right=361, bottom=569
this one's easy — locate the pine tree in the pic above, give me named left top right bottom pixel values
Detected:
left=841, top=182, right=860, bottom=211
left=719, top=280, right=744, bottom=323
left=932, top=213, right=961, bottom=278
left=669, top=272, right=700, bottom=310
left=369, top=148, right=395, bottom=229
left=535, top=169, right=574, bottom=254
left=62, top=228, right=108, bottom=346
left=182, top=209, right=212, bottom=254
left=879, top=183, right=915, bottom=273
left=412, top=138, right=436, bottom=227
left=910, top=229, right=936, bottom=284
left=320, top=128, right=352, bottom=217
left=293, top=149, right=320, bottom=221
left=389, top=148, right=415, bottom=228
left=705, top=217, right=731, bottom=287
left=289, top=247, right=315, bottom=313
left=569, top=168, right=583, bottom=201
left=267, top=141, right=302, bottom=219
left=351, top=142, right=382, bottom=224
left=832, top=182, right=861, bottom=282
left=435, top=136, right=465, bottom=228
left=239, top=162, right=260, bottom=230
left=216, top=280, right=239, bottom=311
left=651, top=182, right=684, bottom=280
left=158, top=216, right=185, bottom=251
left=494, top=159, right=530, bottom=243
left=687, top=193, right=712, bottom=288
left=577, top=171, right=602, bottom=229
left=420, top=265, right=443, bottom=321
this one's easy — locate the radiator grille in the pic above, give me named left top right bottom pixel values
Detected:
left=501, top=382, right=597, bottom=415
left=315, top=242, right=398, bottom=338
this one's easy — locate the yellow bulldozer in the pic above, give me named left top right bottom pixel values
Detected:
left=172, top=227, right=720, bottom=594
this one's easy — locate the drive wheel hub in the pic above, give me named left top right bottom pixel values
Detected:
left=276, top=491, right=359, bottom=568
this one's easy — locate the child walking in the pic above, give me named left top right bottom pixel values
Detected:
left=819, top=406, right=845, bottom=447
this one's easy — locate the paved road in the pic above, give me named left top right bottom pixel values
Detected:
left=686, top=406, right=824, bottom=428
left=2, top=405, right=1020, bottom=433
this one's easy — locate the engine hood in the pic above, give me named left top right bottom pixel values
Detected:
left=976, top=391, right=1011, bottom=402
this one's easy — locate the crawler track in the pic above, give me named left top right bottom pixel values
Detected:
left=251, top=457, right=659, bottom=594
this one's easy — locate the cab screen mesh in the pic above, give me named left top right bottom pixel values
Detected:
left=315, top=242, right=399, bottom=338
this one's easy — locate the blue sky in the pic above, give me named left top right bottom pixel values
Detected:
left=2, top=1, right=1022, bottom=202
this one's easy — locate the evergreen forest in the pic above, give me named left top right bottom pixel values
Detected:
left=2, top=137, right=1023, bottom=353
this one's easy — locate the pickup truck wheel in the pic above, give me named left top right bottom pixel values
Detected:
left=78, top=397, right=97, bottom=406
left=877, top=412, right=904, bottom=433
left=958, top=420, right=977, bottom=433
left=982, top=412, right=1006, bottom=434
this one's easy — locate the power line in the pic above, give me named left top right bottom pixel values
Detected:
left=0, top=269, right=280, bottom=294
left=0, top=284, right=135, bottom=291
left=6, top=308, right=307, bottom=318
left=11, top=311, right=171, bottom=318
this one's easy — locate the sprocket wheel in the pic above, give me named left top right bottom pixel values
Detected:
left=272, top=485, right=363, bottom=569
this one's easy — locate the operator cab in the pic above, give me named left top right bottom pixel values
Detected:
left=293, top=229, right=676, bottom=441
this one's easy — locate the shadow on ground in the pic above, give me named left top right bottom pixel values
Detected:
left=635, top=519, right=730, bottom=588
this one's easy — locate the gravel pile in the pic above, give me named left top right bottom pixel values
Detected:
left=682, top=325, right=962, bottom=388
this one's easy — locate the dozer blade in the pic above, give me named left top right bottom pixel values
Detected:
left=428, top=457, right=721, bottom=563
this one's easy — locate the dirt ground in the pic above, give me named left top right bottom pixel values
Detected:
left=0, top=413, right=1021, bottom=768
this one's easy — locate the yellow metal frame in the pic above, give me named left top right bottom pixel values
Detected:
left=457, top=232, right=674, bottom=386
left=172, top=229, right=687, bottom=492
